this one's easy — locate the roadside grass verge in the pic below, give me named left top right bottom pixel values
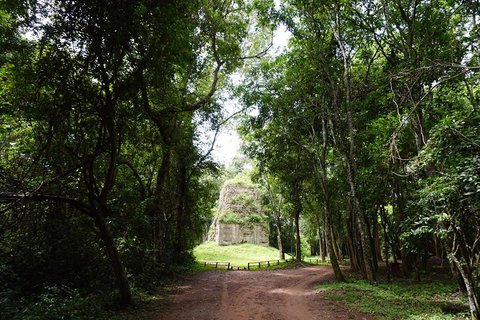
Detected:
left=303, top=256, right=334, bottom=266
left=317, top=272, right=469, bottom=319
left=193, top=241, right=290, bottom=268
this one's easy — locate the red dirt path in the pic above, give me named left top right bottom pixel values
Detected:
left=154, top=265, right=373, bottom=320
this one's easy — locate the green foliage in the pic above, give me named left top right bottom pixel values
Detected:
left=0, top=0, right=266, bottom=310
left=246, top=214, right=264, bottom=224
left=0, top=286, right=117, bottom=320
left=2, top=0, right=480, bottom=316
left=218, top=210, right=267, bottom=228
left=230, top=193, right=262, bottom=215
left=223, top=176, right=255, bottom=187
left=218, top=210, right=244, bottom=224
left=318, top=277, right=469, bottom=319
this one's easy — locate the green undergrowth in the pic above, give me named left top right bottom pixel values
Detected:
left=317, top=272, right=469, bottom=320
left=193, top=241, right=291, bottom=267
left=303, top=256, right=335, bottom=266
left=0, top=286, right=119, bottom=320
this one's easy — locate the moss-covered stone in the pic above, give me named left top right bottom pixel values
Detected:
left=210, top=179, right=269, bottom=246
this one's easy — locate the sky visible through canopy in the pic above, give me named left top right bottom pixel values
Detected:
left=211, top=23, right=290, bottom=165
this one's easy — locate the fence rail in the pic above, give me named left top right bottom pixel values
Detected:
left=201, top=258, right=324, bottom=271
left=247, top=259, right=285, bottom=270
left=202, top=261, right=231, bottom=269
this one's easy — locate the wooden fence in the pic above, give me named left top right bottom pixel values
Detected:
left=202, top=261, right=231, bottom=269
left=247, top=259, right=285, bottom=270
left=201, top=258, right=324, bottom=271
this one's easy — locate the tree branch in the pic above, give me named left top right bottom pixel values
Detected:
left=0, top=192, right=92, bottom=216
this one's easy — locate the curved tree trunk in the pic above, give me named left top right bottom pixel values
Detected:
left=450, top=254, right=480, bottom=320
left=92, top=211, right=132, bottom=305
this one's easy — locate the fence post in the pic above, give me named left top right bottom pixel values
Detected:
left=247, top=263, right=250, bottom=270
left=228, top=262, right=230, bottom=270
left=258, top=262, right=261, bottom=268
left=215, top=262, right=218, bottom=268
left=268, top=261, right=270, bottom=267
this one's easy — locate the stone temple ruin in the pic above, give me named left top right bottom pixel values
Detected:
left=210, top=180, right=269, bottom=246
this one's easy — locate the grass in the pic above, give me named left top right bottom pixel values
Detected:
left=317, top=271, right=470, bottom=320
left=193, top=241, right=291, bottom=267
left=303, top=256, right=337, bottom=266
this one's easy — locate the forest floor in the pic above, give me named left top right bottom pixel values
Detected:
left=132, top=265, right=372, bottom=320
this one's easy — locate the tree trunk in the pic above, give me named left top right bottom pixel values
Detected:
left=92, top=211, right=132, bottom=305
left=332, top=9, right=376, bottom=283
left=374, top=217, right=383, bottom=263
left=294, top=209, right=301, bottom=261
left=264, top=175, right=285, bottom=260
left=348, top=168, right=377, bottom=283
left=174, top=161, right=188, bottom=263
left=315, top=111, right=345, bottom=281
left=324, top=208, right=345, bottom=281
left=277, top=217, right=285, bottom=260
left=433, top=233, right=441, bottom=258
left=331, top=228, right=341, bottom=261
left=380, top=207, right=392, bottom=282
left=347, top=206, right=361, bottom=273
left=474, top=0, right=480, bottom=64
left=450, top=254, right=480, bottom=320
left=412, top=108, right=427, bottom=151
left=318, top=227, right=326, bottom=261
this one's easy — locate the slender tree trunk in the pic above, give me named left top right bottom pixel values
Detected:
left=347, top=165, right=376, bottom=283
left=379, top=206, right=392, bottom=282
left=331, top=228, right=341, bottom=261
left=450, top=254, right=480, bottom=320
left=374, top=217, right=383, bottom=263
left=444, top=239, right=467, bottom=293
left=474, top=0, right=480, bottom=64
left=433, top=234, right=441, bottom=258
left=347, top=231, right=357, bottom=271
left=411, top=107, right=427, bottom=151
left=174, top=161, right=188, bottom=263
left=92, top=211, right=132, bottom=305
left=277, top=219, right=285, bottom=260
left=318, top=227, right=326, bottom=261
left=152, top=146, right=172, bottom=262
left=264, top=175, right=285, bottom=260
left=323, top=228, right=329, bottom=260
left=316, top=113, right=345, bottom=282
left=324, top=207, right=345, bottom=281
left=393, top=176, right=413, bottom=276
left=294, top=209, right=301, bottom=261
left=332, top=8, right=376, bottom=283
left=347, top=206, right=361, bottom=272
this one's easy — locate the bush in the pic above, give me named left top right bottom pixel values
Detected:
left=219, top=211, right=243, bottom=224
left=0, top=286, right=117, bottom=320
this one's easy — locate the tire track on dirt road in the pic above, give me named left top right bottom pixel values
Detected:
left=156, top=266, right=372, bottom=320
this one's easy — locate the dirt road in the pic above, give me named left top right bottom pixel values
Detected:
left=155, top=266, right=372, bottom=320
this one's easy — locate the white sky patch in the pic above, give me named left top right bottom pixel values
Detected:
left=210, top=93, right=245, bottom=165
left=206, top=5, right=291, bottom=166
left=211, top=125, right=242, bottom=165
left=272, top=23, right=290, bottom=56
